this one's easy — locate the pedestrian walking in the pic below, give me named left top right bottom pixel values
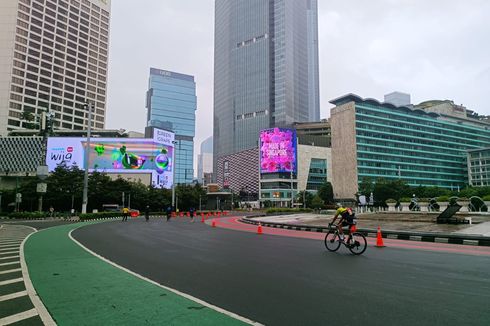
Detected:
left=145, top=205, right=150, bottom=222
left=166, top=206, right=172, bottom=222
left=189, top=207, right=195, bottom=223
left=122, top=207, right=129, bottom=222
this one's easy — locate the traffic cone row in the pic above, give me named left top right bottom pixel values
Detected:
left=257, top=223, right=263, bottom=235
left=376, top=226, right=385, bottom=248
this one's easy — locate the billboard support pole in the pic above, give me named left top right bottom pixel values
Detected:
left=290, top=170, right=294, bottom=208
left=81, top=101, right=92, bottom=214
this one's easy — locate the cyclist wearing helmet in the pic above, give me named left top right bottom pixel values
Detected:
left=330, top=203, right=355, bottom=241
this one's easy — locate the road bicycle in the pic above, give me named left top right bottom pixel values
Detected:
left=324, top=223, right=367, bottom=255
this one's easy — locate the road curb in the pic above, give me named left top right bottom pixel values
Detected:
left=239, top=217, right=490, bottom=247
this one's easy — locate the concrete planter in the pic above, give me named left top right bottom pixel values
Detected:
left=387, top=203, right=396, bottom=212
left=400, top=202, right=410, bottom=212
left=438, top=202, right=449, bottom=212
left=484, top=201, right=490, bottom=211
left=418, top=202, right=429, bottom=212
left=458, top=201, right=470, bottom=212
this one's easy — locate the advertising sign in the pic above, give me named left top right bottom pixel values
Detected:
left=259, top=128, right=297, bottom=174
left=46, top=134, right=175, bottom=189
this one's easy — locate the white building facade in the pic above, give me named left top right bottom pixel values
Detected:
left=0, top=0, right=111, bottom=136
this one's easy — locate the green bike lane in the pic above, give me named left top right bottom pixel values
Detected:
left=24, top=222, right=253, bottom=326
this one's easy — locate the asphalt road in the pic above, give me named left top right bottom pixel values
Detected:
left=73, top=218, right=490, bottom=326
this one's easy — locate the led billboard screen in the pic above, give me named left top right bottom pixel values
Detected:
left=259, top=128, right=297, bottom=174
left=46, top=130, right=175, bottom=189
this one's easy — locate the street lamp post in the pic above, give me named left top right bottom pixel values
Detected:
left=171, top=140, right=177, bottom=210
left=81, top=101, right=93, bottom=214
left=290, top=170, right=294, bottom=208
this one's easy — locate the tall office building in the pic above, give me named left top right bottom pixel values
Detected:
left=330, top=93, right=490, bottom=199
left=197, top=136, right=213, bottom=185
left=213, top=0, right=320, bottom=171
left=0, top=0, right=111, bottom=136
left=146, top=68, right=196, bottom=184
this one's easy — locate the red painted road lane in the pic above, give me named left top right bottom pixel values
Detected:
left=206, top=216, right=490, bottom=257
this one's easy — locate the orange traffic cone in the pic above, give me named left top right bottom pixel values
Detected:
left=376, top=226, right=385, bottom=248
left=186, top=212, right=190, bottom=217
left=201, top=213, right=204, bottom=223
left=212, top=219, right=216, bottom=227
left=257, top=223, right=263, bottom=235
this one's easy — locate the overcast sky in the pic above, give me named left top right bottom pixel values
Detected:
left=105, top=0, right=490, bottom=174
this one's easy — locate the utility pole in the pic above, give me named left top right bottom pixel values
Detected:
left=37, top=109, right=52, bottom=212
left=81, top=101, right=92, bottom=214
left=171, top=140, right=177, bottom=210
left=290, top=170, right=294, bottom=208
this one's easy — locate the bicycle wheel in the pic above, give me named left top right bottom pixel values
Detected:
left=324, top=231, right=341, bottom=252
left=347, top=232, right=367, bottom=255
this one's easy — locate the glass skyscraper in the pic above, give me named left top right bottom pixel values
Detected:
left=213, top=0, right=320, bottom=171
left=146, top=68, right=196, bottom=184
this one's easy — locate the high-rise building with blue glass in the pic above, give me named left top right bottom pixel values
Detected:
left=146, top=68, right=196, bottom=184
left=213, top=0, right=320, bottom=173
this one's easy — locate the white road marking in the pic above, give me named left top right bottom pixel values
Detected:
left=0, top=277, right=23, bottom=286
left=69, top=228, right=264, bottom=326
left=0, top=308, right=38, bottom=325
left=0, top=250, right=20, bottom=255
left=0, top=255, right=19, bottom=261
left=0, top=247, right=20, bottom=252
left=0, top=290, right=27, bottom=302
left=0, top=261, right=20, bottom=267
left=20, top=228, right=56, bottom=326
left=0, top=267, right=21, bottom=275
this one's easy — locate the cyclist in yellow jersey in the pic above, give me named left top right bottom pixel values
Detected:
left=330, top=204, right=355, bottom=241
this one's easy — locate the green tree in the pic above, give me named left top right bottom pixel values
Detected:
left=358, top=176, right=374, bottom=196
left=296, top=190, right=314, bottom=208
left=311, top=195, right=324, bottom=210
left=317, top=181, right=334, bottom=204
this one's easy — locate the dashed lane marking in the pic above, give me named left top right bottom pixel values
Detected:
left=0, top=246, right=20, bottom=251
left=0, top=277, right=23, bottom=286
left=0, top=268, right=22, bottom=275
left=0, top=261, right=20, bottom=267
left=0, top=251, right=20, bottom=256
left=0, top=290, right=27, bottom=302
left=0, top=308, right=38, bottom=325
left=0, top=256, right=20, bottom=261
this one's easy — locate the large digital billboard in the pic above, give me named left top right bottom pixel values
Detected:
left=259, top=128, right=297, bottom=174
left=46, top=130, right=175, bottom=189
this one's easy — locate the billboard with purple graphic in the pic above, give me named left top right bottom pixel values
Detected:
left=260, top=128, right=297, bottom=174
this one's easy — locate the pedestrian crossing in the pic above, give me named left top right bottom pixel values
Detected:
left=0, top=224, right=46, bottom=325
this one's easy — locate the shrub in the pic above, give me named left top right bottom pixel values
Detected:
left=385, top=199, right=397, bottom=204
left=8, top=212, right=49, bottom=219
left=482, top=195, right=490, bottom=201
left=418, top=198, right=430, bottom=202
left=79, top=212, right=121, bottom=221
left=457, top=197, right=470, bottom=202
left=399, top=197, right=412, bottom=202
left=437, top=196, right=450, bottom=202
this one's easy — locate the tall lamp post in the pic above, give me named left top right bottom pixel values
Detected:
left=81, top=101, right=93, bottom=214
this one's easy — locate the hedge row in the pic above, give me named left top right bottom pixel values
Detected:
left=6, top=212, right=50, bottom=219
left=265, top=208, right=313, bottom=214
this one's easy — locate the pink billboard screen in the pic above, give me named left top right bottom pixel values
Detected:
left=260, top=128, right=297, bottom=173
